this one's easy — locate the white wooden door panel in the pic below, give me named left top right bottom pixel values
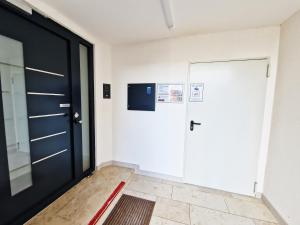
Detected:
left=184, top=60, right=268, bottom=196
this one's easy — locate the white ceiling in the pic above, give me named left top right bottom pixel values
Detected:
left=39, top=0, right=300, bottom=44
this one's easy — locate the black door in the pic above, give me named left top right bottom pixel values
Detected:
left=0, top=4, right=94, bottom=225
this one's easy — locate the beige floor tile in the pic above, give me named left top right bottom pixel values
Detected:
left=57, top=197, right=85, bottom=221
left=161, top=179, right=188, bottom=187
left=150, top=216, right=188, bottom=225
left=84, top=182, right=115, bottom=199
left=43, top=192, right=74, bottom=214
left=190, top=205, right=255, bottom=225
left=153, top=197, right=190, bottom=224
left=225, top=198, right=278, bottom=223
left=127, top=179, right=173, bottom=198
left=25, top=214, right=73, bottom=225
left=99, top=166, right=133, bottom=182
left=57, top=173, right=127, bottom=222
left=85, top=194, right=108, bottom=215
left=230, top=193, right=262, bottom=204
left=70, top=208, right=96, bottom=225
left=172, top=185, right=228, bottom=212
left=123, top=189, right=157, bottom=201
left=61, top=190, right=119, bottom=224
left=27, top=166, right=280, bottom=225
left=83, top=174, right=107, bottom=188
left=43, top=216, right=74, bottom=225
left=196, top=187, right=234, bottom=197
left=133, top=173, right=163, bottom=183
left=253, top=219, right=279, bottom=225
left=164, top=180, right=232, bottom=197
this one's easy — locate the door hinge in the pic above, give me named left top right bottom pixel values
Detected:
left=266, top=64, right=270, bottom=78
left=253, top=181, right=258, bottom=193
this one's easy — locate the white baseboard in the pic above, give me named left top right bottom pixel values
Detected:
left=136, top=169, right=184, bottom=183
left=96, top=161, right=113, bottom=170
left=97, top=160, right=183, bottom=183
left=97, top=160, right=262, bottom=201
left=255, top=192, right=262, bottom=199
left=97, top=160, right=139, bottom=171
left=262, top=194, right=288, bottom=225
left=111, top=160, right=140, bottom=171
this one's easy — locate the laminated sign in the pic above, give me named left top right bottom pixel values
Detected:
left=189, top=83, right=204, bottom=102
left=157, top=84, right=184, bottom=103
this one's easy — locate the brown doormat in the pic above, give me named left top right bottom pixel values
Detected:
left=103, top=194, right=155, bottom=225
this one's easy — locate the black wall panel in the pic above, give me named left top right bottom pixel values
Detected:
left=128, top=83, right=156, bottom=111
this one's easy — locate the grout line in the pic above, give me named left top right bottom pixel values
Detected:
left=125, top=186, right=171, bottom=200
left=154, top=216, right=188, bottom=225
left=188, top=203, right=191, bottom=225
left=187, top=202, right=278, bottom=224
left=57, top=215, right=71, bottom=222
left=252, top=218, right=279, bottom=225
left=251, top=218, right=257, bottom=225
left=224, top=197, right=230, bottom=213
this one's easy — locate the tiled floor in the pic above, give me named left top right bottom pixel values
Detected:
left=25, top=166, right=279, bottom=225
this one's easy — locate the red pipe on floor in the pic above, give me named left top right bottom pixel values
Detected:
left=88, top=181, right=126, bottom=225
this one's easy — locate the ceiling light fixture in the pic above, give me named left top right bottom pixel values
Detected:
left=160, top=0, right=175, bottom=29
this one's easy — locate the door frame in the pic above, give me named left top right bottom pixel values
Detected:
left=0, top=2, right=96, bottom=224
left=183, top=58, right=271, bottom=195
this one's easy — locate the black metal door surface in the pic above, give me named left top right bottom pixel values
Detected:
left=0, top=6, right=74, bottom=225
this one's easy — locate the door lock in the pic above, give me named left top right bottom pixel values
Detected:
left=74, top=112, right=82, bottom=124
left=190, top=120, right=201, bottom=131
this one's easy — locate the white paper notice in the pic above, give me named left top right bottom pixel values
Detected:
left=157, top=84, right=184, bottom=103
left=190, top=83, right=204, bottom=102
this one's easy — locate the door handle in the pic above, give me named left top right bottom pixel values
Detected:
left=190, top=120, right=201, bottom=131
left=74, top=118, right=82, bottom=124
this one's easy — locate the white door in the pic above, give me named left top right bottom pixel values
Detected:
left=184, top=59, right=268, bottom=196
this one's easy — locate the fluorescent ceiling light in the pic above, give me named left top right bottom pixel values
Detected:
left=6, top=0, right=32, bottom=14
left=160, top=0, right=175, bottom=29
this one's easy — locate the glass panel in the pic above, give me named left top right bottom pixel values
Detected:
left=79, top=44, right=90, bottom=172
left=0, top=34, right=33, bottom=196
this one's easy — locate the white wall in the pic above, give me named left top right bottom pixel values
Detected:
left=112, top=27, right=280, bottom=193
left=264, top=11, right=300, bottom=225
left=94, top=43, right=113, bottom=165
left=24, top=0, right=113, bottom=166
